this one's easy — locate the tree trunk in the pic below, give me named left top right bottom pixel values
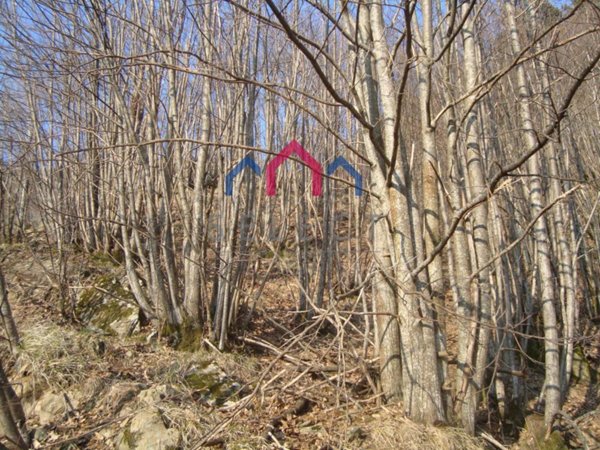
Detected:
left=370, top=0, right=445, bottom=423
left=505, top=0, right=561, bottom=426
left=458, top=3, right=493, bottom=433
left=0, top=359, right=28, bottom=449
left=0, top=269, right=19, bottom=353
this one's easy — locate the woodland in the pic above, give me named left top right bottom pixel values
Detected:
left=0, top=0, right=600, bottom=448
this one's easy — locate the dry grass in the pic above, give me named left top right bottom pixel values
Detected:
left=365, top=408, right=485, bottom=450
left=17, top=322, right=98, bottom=389
left=158, top=402, right=212, bottom=446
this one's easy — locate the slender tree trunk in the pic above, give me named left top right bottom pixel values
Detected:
left=415, top=0, right=449, bottom=413
left=184, top=2, right=213, bottom=325
left=0, top=269, right=19, bottom=353
left=528, top=5, right=577, bottom=398
left=505, top=0, right=561, bottom=426
left=350, top=1, right=403, bottom=403
left=458, top=3, right=493, bottom=433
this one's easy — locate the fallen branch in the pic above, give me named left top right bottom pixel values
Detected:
left=38, top=412, right=135, bottom=449
left=480, top=431, right=508, bottom=450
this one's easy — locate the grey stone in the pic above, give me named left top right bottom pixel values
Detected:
left=116, top=408, right=180, bottom=450
left=77, top=276, right=140, bottom=338
left=33, top=392, right=66, bottom=425
left=137, top=385, right=180, bottom=405
left=101, top=382, right=144, bottom=413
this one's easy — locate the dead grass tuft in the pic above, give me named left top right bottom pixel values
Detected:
left=366, top=409, right=485, bottom=450
left=17, top=323, right=98, bottom=388
left=159, top=402, right=213, bottom=446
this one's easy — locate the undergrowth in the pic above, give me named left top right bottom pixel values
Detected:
left=17, top=323, right=98, bottom=389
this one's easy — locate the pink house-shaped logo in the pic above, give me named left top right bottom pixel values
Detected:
left=265, top=140, right=323, bottom=196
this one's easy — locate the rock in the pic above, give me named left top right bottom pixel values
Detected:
left=116, top=408, right=180, bottom=450
left=137, top=385, right=180, bottom=405
left=518, top=415, right=568, bottom=450
left=184, top=362, right=242, bottom=407
left=33, top=392, right=66, bottom=425
left=14, top=373, right=44, bottom=416
left=32, top=390, right=82, bottom=425
left=31, top=426, right=48, bottom=446
left=100, top=383, right=144, bottom=413
left=76, top=275, right=140, bottom=338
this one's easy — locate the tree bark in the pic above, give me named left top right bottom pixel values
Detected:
left=505, top=0, right=561, bottom=426
left=0, top=269, right=19, bottom=353
left=0, top=360, right=28, bottom=449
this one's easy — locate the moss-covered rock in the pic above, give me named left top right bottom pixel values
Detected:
left=76, top=275, right=139, bottom=337
left=518, top=415, right=568, bottom=450
left=183, top=362, right=242, bottom=407
left=116, top=408, right=180, bottom=450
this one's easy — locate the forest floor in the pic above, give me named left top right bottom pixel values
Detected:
left=0, top=236, right=599, bottom=449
